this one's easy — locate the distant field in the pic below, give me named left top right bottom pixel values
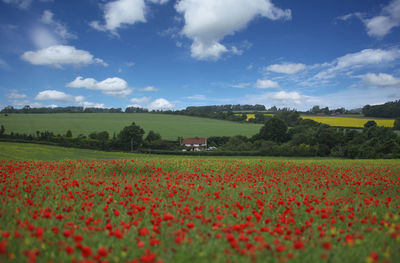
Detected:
left=0, top=113, right=262, bottom=140
left=301, top=116, right=394, bottom=128
left=235, top=113, right=274, bottom=121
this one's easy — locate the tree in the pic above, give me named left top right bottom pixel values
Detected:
left=394, top=118, right=400, bottom=130
left=259, top=118, right=288, bottom=142
left=274, top=110, right=300, bottom=126
left=145, top=130, right=162, bottom=143
left=66, top=130, right=72, bottom=137
left=0, top=125, right=4, bottom=136
left=118, top=122, right=145, bottom=152
left=364, top=120, right=377, bottom=129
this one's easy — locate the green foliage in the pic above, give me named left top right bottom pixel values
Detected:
left=362, top=100, right=400, bottom=118
left=259, top=118, right=288, bottom=142
left=145, top=130, right=162, bottom=143
left=364, top=120, right=377, bottom=129
left=65, top=130, right=72, bottom=138
left=0, top=125, right=4, bottom=136
left=117, top=122, right=145, bottom=151
left=274, top=110, right=301, bottom=126
left=393, top=118, right=400, bottom=130
left=89, top=131, right=109, bottom=141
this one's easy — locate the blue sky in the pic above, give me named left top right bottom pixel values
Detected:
left=1, top=0, right=400, bottom=111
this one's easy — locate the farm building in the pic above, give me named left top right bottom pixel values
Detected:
left=181, top=137, right=207, bottom=151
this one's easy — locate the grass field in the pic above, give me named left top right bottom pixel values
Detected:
left=301, top=116, right=394, bottom=128
left=0, top=113, right=262, bottom=140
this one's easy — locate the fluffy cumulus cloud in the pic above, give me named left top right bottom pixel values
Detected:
left=21, top=45, right=107, bottom=68
left=266, top=63, right=306, bottom=74
left=148, top=98, right=174, bottom=110
left=35, top=90, right=76, bottom=103
left=90, top=0, right=146, bottom=34
left=255, top=79, right=279, bottom=89
left=34, top=90, right=105, bottom=108
left=175, top=0, right=291, bottom=60
left=362, top=73, right=400, bottom=88
left=66, top=76, right=132, bottom=97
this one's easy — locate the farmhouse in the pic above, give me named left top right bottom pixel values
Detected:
left=181, top=137, right=207, bottom=151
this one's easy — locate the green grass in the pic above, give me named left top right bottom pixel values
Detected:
left=0, top=141, right=139, bottom=161
left=0, top=113, right=262, bottom=140
left=2, top=142, right=400, bottom=168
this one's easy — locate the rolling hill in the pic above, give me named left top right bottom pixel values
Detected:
left=0, top=113, right=262, bottom=140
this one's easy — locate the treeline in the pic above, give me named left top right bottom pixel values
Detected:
left=1, top=106, right=123, bottom=114
left=0, top=123, right=178, bottom=152
left=304, top=105, right=360, bottom=115
left=362, top=100, right=400, bottom=118
left=186, top=104, right=266, bottom=112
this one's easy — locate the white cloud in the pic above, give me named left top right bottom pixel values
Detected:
left=175, top=0, right=291, bottom=60
left=140, top=86, right=158, bottom=92
left=90, top=0, right=146, bottom=34
left=35, top=90, right=75, bottom=103
left=21, top=45, right=107, bottom=68
left=30, top=27, right=59, bottom=49
left=364, top=0, right=400, bottom=38
left=313, top=48, right=400, bottom=80
left=80, top=101, right=106, bottom=108
left=2, top=0, right=32, bottom=9
left=41, top=10, right=76, bottom=41
left=362, top=73, right=400, bottom=87
left=255, top=79, right=279, bottom=89
left=130, top=96, right=150, bottom=104
left=186, top=94, right=207, bottom=100
left=340, top=0, right=400, bottom=38
left=266, top=63, right=306, bottom=74
left=34, top=89, right=105, bottom=108
left=67, top=76, right=132, bottom=97
left=148, top=98, right=174, bottom=110
left=6, top=90, right=27, bottom=99
left=244, top=90, right=316, bottom=109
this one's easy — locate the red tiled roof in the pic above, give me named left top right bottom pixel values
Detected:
left=181, top=138, right=206, bottom=145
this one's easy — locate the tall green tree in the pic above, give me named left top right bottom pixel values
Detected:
left=118, top=122, right=145, bottom=152
left=259, top=117, right=288, bottom=142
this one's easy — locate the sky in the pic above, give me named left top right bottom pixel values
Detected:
left=0, top=0, right=400, bottom=111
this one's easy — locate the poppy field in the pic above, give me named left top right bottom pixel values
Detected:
left=0, top=158, right=399, bottom=263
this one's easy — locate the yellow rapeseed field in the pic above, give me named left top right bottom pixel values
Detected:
left=235, top=113, right=394, bottom=127
left=301, top=116, right=394, bottom=128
